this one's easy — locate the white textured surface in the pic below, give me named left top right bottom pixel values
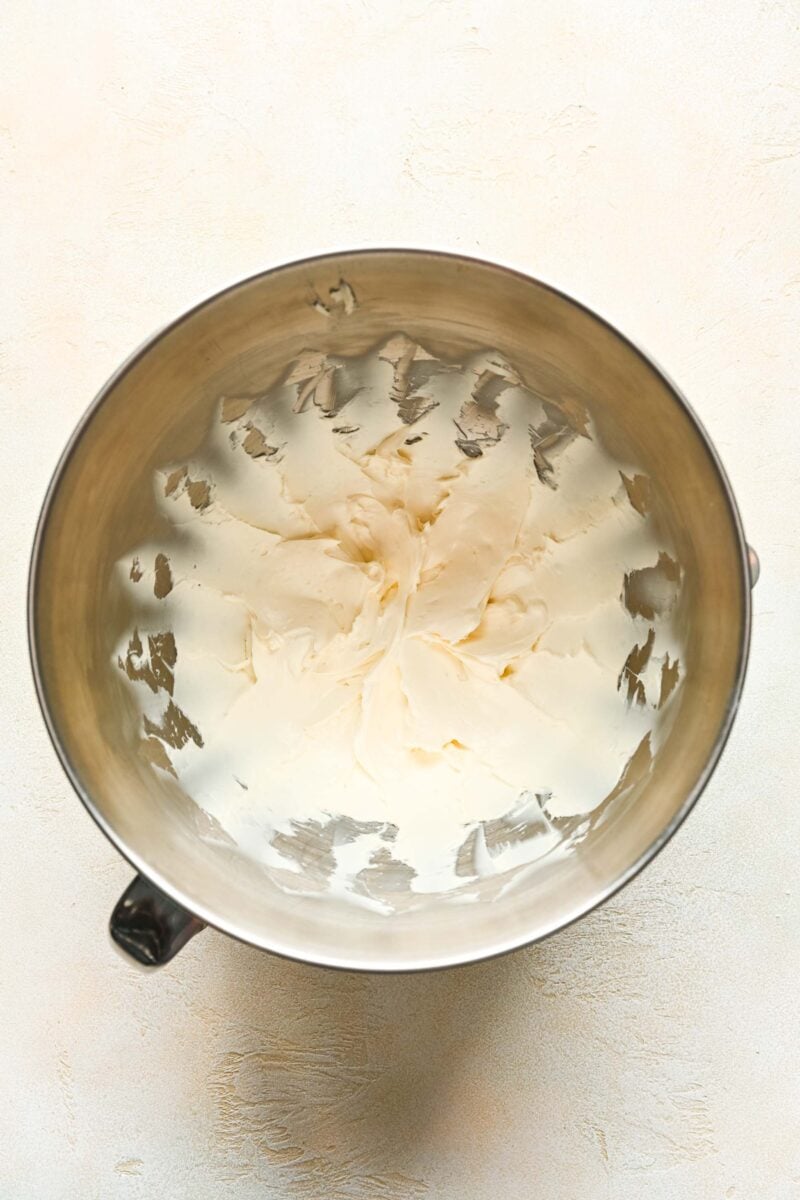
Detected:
left=1, top=2, right=798, bottom=1196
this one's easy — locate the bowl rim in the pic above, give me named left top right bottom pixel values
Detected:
left=27, top=247, right=753, bottom=972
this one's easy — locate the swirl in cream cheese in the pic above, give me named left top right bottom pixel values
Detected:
left=115, top=335, right=682, bottom=910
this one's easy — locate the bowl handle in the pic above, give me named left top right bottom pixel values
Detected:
left=109, top=874, right=205, bottom=967
left=747, top=545, right=760, bottom=588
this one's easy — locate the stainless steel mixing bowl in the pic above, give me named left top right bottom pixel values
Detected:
left=28, top=250, right=755, bottom=971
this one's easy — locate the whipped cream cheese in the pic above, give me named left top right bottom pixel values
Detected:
left=114, top=334, right=683, bottom=910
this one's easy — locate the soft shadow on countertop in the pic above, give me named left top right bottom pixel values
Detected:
left=176, top=856, right=725, bottom=1196
left=193, top=931, right=521, bottom=1196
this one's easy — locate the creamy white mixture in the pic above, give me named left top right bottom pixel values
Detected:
left=115, top=335, right=682, bottom=910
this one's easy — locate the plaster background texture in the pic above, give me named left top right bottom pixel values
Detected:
left=1, top=2, right=799, bottom=1197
